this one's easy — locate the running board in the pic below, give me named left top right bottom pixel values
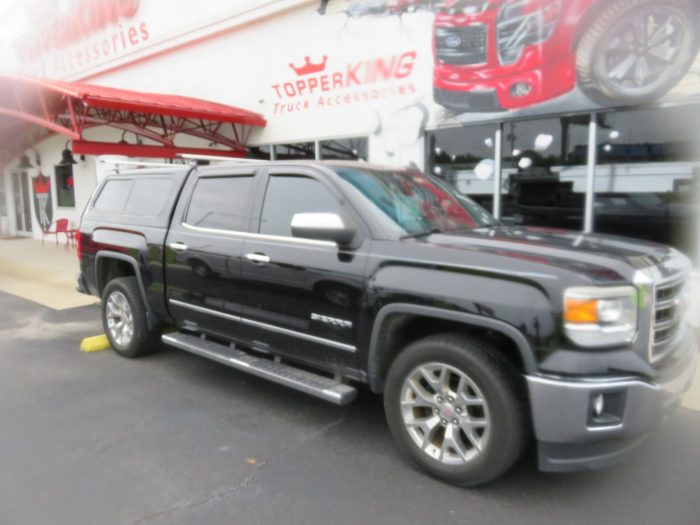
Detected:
left=161, top=332, right=357, bottom=405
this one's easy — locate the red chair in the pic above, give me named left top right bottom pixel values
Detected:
left=42, top=218, right=77, bottom=248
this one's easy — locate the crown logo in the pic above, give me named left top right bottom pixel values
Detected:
left=32, top=174, right=50, bottom=194
left=289, top=55, right=328, bottom=76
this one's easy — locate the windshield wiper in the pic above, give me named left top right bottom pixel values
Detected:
left=400, top=228, right=443, bottom=240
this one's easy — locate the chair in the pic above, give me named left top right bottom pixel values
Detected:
left=42, top=218, right=77, bottom=248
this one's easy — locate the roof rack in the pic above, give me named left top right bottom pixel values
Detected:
left=98, top=159, right=177, bottom=168
left=177, top=153, right=270, bottom=163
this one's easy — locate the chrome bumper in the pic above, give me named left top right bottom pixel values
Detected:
left=526, top=333, right=697, bottom=472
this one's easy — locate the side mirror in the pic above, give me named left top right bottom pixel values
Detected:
left=291, top=213, right=355, bottom=246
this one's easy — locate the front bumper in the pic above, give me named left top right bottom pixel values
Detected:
left=526, top=333, right=698, bottom=472
left=433, top=49, right=576, bottom=112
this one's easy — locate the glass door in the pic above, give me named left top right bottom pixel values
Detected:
left=12, top=172, right=32, bottom=236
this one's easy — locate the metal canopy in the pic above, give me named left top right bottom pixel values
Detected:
left=0, top=75, right=266, bottom=166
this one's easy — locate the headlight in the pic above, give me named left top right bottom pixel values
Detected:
left=497, top=0, right=561, bottom=65
left=563, top=286, right=638, bottom=347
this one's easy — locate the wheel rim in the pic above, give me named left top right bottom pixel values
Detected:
left=598, top=6, right=687, bottom=95
left=105, top=291, right=134, bottom=347
left=400, top=362, right=490, bottom=466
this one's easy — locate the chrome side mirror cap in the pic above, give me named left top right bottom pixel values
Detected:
left=291, top=213, right=355, bottom=246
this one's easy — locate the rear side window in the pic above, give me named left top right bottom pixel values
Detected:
left=93, top=177, right=174, bottom=216
left=259, top=175, right=342, bottom=237
left=94, top=179, right=132, bottom=211
left=125, top=178, right=173, bottom=215
left=185, top=176, right=254, bottom=231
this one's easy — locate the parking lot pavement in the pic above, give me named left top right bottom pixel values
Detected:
left=1, top=290, right=699, bottom=525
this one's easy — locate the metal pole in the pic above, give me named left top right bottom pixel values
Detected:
left=315, top=140, right=321, bottom=161
left=493, top=125, right=503, bottom=219
left=269, top=144, right=276, bottom=161
left=584, top=113, right=598, bottom=233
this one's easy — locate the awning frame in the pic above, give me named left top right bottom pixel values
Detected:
left=0, top=75, right=266, bottom=166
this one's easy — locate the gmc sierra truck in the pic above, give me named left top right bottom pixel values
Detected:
left=76, top=160, right=697, bottom=486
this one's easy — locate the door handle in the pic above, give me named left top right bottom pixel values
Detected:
left=169, top=242, right=188, bottom=252
left=245, top=252, right=270, bottom=265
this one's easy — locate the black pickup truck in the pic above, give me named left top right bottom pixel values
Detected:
left=76, top=160, right=697, bottom=486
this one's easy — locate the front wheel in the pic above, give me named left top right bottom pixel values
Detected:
left=101, top=277, right=160, bottom=358
left=384, top=334, right=528, bottom=486
left=576, top=0, right=698, bottom=106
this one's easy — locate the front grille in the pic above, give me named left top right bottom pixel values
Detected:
left=435, top=25, right=488, bottom=66
left=651, top=275, right=688, bottom=363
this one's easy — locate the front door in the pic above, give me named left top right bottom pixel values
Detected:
left=240, top=169, right=368, bottom=371
left=11, top=172, right=32, bottom=236
left=165, top=168, right=258, bottom=344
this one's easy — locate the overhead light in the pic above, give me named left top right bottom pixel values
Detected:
left=18, top=154, right=33, bottom=169
left=59, top=141, right=78, bottom=166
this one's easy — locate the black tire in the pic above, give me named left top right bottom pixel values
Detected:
left=576, top=0, right=698, bottom=106
left=384, top=333, right=528, bottom=486
left=101, top=276, right=160, bottom=358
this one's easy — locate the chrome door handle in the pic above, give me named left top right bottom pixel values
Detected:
left=169, top=242, right=188, bottom=252
left=245, top=253, right=270, bottom=265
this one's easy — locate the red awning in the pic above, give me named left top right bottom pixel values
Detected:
left=0, top=74, right=266, bottom=165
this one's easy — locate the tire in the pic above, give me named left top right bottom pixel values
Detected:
left=576, top=0, right=698, bottom=106
left=101, top=277, right=160, bottom=358
left=383, top=333, right=528, bottom=486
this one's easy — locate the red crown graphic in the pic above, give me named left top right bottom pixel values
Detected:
left=289, top=55, right=328, bottom=76
left=32, top=174, right=50, bottom=194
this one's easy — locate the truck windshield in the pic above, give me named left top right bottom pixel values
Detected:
left=332, top=166, right=496, bottom=235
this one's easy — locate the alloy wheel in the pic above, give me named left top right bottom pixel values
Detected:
left=105, top=290, right=134, bottom=347
left=400, top=362, right=491, bottom=466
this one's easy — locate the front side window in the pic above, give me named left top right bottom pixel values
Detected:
left=186, top=176, right=254, bottom=231
left=332, top=166, right=495, bottom=235
left=260, top=175, right=342, bottom=237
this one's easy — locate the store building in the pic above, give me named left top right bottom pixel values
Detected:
left=0, top=0, right=699, bottom=277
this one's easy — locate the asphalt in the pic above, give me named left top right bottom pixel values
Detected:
left=1, top=290, right=699, bottom=525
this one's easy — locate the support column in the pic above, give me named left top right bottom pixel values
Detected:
left=270, top=144, right=276, bottom=161
left=584, top=113, right=598, bottom=234
left=493, top=125, right=503, bottom=219
left=315, top=140, right=321, bottom=161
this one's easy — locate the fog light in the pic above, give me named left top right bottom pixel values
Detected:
left=592, top=394, right=605, bottom=417
left=510, top=81, right=532, bottom=97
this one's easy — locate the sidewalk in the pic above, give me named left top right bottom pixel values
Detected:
left=0, top=238, right=98, bottom=310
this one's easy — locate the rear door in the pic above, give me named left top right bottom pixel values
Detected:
left=165, top=167, right=260, bottom=344
left=239, top=167, right=369, bottom=370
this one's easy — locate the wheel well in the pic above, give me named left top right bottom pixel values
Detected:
left=571, top=0, right=611, bottom=51
left=372, top=314, right=527, bottom=393
left=98, top=257, right=136, bottom=295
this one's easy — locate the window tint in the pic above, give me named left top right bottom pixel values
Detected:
left=125, top=178, right=173, bottom=215
left=260, top=176, right=342, bottom=237
left=94, top=179, right=133, bottom=211
left=186, top=176, right=253, bottom=231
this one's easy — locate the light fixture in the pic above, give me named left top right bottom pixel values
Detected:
left=18, top=154, right=33, bottom=169
left=59, top=141, right=77, bottom=166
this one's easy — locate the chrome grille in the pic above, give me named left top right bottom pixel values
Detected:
left=435, top=25, right=488, bottom=66
left=651, top=275, right=688, bottom=363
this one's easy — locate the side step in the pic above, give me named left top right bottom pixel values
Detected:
left=161, top=332, right=357, bottom=405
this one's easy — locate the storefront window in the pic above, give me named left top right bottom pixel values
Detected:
left=54, top=164, right=75, bottom=208
left=427, top=124, right=497, bottom=211
left=273, top=142, right=316, bottom=160
left=246, top=145, right=271, bottom=160
left=500, top=116, right=590, bottom=230
left=594, top=105, right=700, bottom=259
left=320, top=137, right=367, bottom=161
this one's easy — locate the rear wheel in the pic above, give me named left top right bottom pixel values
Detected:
left=576, top=0, right=698, bottom=106
left=102, top=277, right=160, bottom=358
left=384, top=333, right=528, bottom=486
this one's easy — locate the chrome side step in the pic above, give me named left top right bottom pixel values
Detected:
left=161, top=332, right=357, bottom=405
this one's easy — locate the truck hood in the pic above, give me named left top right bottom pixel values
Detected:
left=411, top=226, right=683, bottom=284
